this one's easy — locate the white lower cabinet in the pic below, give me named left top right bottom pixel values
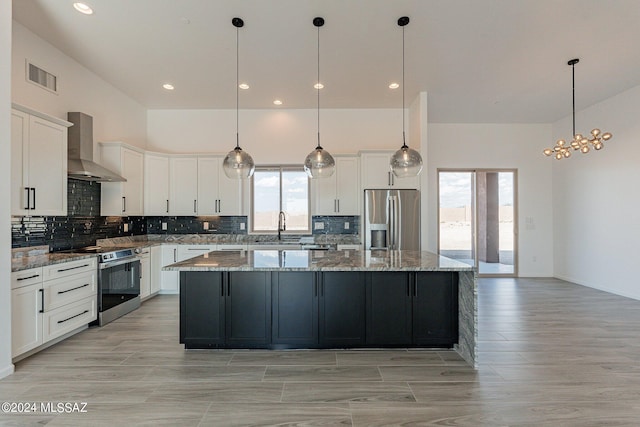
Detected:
left=150, top=246, right=163, bottom=296
left=11, top=279, right=43, bottom=358
left=138, top=248, right=151, bottom=300
left=159, top=244, right=179, bottom=294
left=11, top=258, right=98, bottom=359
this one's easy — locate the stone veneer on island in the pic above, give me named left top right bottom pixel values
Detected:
left=166, top=249, right=477, bottom=367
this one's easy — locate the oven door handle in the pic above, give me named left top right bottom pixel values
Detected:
left=99, top=258, right=140, bottom=269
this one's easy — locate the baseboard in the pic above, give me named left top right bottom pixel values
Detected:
left=0, top=363, right=15, bottom=380
left=555, top=273, right=640, bottom=301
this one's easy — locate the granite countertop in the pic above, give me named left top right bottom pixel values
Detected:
left=164, top=249, right=474, bottom=272
left=11, top=251, right=97, bottom=273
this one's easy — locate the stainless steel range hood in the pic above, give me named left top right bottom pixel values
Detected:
left=67, top=112, right=126, bottom=182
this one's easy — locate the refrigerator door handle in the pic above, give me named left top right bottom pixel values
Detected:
left=387, top=197, right=393, bottom=250
left=391, top=196, right=399, bottom=250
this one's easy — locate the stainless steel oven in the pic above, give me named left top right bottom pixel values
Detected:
left=97, top=249, right=140, bottom=325
left=70, top=246, right=141, bottom=326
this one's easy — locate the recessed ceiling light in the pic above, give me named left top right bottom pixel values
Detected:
left=239, top=83, right=249, bottom=90
left=73, top=2, right=93, bottom=15
left=314, top=83, right=324, bottom=89
left=389, top=83, right=400, bottom=89
left=162, top=83, right=175, bottom=90
left=273, top=100, right=283, bottom=105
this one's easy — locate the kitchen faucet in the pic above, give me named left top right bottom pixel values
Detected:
left=277, top=211, right=286, bottom=240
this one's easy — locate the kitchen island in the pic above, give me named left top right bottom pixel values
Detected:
left=165, top=249, right=477, bottom=367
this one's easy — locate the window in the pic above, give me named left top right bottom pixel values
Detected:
left=251, top=167, right=310, bottom=233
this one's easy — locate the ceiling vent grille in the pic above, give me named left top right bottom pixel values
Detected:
left=26, top=60, right=57, bottom=93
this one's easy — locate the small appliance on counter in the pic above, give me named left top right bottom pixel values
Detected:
left=364, top=189, right=420, bottom=250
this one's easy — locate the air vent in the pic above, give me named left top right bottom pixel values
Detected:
left=26, top=60, right=57, bottom=93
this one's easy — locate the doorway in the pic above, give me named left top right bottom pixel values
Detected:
left=437, top=169, right=517, bottom=277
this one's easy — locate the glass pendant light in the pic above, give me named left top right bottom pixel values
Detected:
left=223, top=17, right=255, bottom=179
left=390, top=16, right=423, bottom=178
left=304, top=17, right=335, bottom=179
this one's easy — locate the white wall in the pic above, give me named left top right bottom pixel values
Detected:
left=147, top=108, right=405, bottom=162
left=426, top=123, right=554, bottom=277
left=11, top=21, right=147, bottom=154
left=1, top=1, right=15, bottom=379
left=552, top=84, right=640, bottom=299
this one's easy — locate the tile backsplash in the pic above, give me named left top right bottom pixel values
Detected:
left=11, top=179, right=360, bottom=250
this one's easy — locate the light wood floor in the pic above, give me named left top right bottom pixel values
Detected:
left=3, top=277, right=640, bottom=425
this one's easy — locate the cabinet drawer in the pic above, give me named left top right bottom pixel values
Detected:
left=44, top=271, right=97, bottom=311
left=43, top=258, right=97, bottom=281
left=11, top=267, right=43, bottom=289
left=177, top=245, right=217, bottom=261
left=43, top=296, right=97, bottom=342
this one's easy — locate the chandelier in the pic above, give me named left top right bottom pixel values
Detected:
left=544, top=59, right=612, bottom=160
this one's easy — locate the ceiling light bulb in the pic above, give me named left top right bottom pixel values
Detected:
left=543, top=148, right=553, bottom=156
left=314, top=83, right=324, bottom=89
left=239, top=83, right=249, bottom=90
left=162, top=83, right=174, bottom=90
left=389, top=83, right=400, bottom=89
left=602, top=132, right=612, bottom=140
left=73, top=2, right=93, bottom=14
left=273, top=100, right=282, bottom=105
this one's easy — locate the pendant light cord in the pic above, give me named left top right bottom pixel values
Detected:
left=401, top=23, right=407, bottom=148
left=571, top=61, right=575, bottom=138
left=316, top=23, right=321, bottom=150
left=236, top=24, right=240, bottom=150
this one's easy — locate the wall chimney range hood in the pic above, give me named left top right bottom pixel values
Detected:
left=67, top=112, right=126, bottom=182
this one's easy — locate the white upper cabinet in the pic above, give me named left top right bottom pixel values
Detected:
left=360, top=151, right=420, bottom=190
left=169, top=157, right=198, bottom=215
left=197, top=157, right=242, bottom=216
left=100, top=142, right=144, bottom=216
left=144, top=153, right=170, bottom=216
left=11, top=105, right=70, bottom=216
left=313, top=156, right=360, bottom=215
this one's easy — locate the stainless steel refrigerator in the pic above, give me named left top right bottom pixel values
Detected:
left=364, top=189, right=420, bottom=250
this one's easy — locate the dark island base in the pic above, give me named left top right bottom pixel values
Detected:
left=180, top=271, right=459, bottom=350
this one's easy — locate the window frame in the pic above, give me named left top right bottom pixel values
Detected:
left=250, top=165, right=311, bottom=234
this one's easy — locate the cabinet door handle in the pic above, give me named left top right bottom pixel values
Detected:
left=57, top=310, right=89, bottom=324
left=173, top=248, right=177, bottom=262
left=39, top=288, right=44, bottom=313
left=31, top=188, right=36, bottom=210
left=194, top=200, right=197, bottom=213
left=166, top=199, right=169, bottom=213
left=388, top=172, right=391, bottom=186
left=122, top=196, right=126, bottom=213
left=337, top=199, right=340, bottom=212
left=17, top=274, right=40, bottom=281
left=24, top=187, right=30, bottom=210
left=58, top=283, right=90, bottom=294
left=414, top=274, right=418, bottom=297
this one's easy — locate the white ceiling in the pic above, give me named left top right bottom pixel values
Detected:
left=12, top=0, right=640, bottom=123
